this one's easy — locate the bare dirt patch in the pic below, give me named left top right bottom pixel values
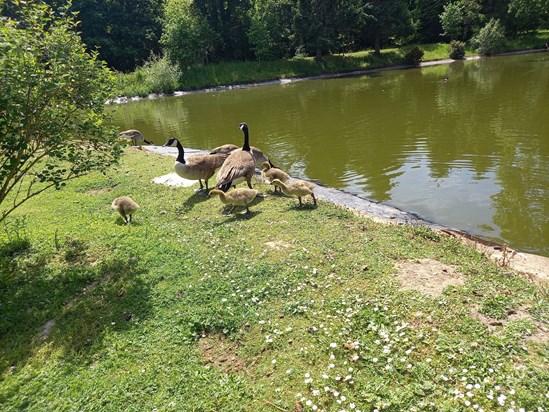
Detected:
left=86, top=188, right=113, bottom=196
left=198, top=334, right=248, bottom=375
left=470, top=306, right=549, bottom=343
left=395, top=259, right=465, bottom=298
left=265, top=240, right=293, bottom=250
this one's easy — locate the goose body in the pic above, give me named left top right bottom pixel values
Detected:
left=215, top=123, right=256, bottom=192
left=271, top=178, right=317, bottom=207
left=210, top=144, right=239, bottom=156
left=261, top=161, right=290, bottom=193
left=209, top=188, right=258, bottom=215
left=163, top=138, right=226, bottom=191
left=211, top=144, right=268, bottom=167
left=118, top=129, right=153, bottom=146
left=112, top=196, right=139, bottom=223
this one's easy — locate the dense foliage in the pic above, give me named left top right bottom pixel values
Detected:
left=31, top=0, right=549, bottom=72
left=0, top=0, right=122, bottom=223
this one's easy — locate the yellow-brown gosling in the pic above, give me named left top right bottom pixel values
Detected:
left=163, top=138, right=227, bottom=192
left=111, top=196, right=140, bottom=223
left=209, top=188, right=258, bottom=215
left=261, top=161, right=290, bottom=193
left=117, top=129, right=153, bottom=146
left=271, top=178, right=317, bottom=207
left=215, top=123, right=256, bottom=192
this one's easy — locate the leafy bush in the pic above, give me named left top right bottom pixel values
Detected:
left=473, top=18, right=506, bottom=56
left=0, top=1, right=121, bottom=223
left=404, top=46, right=425, bottom=66
left=143, top=56, right=181, bottom=94
left=449, top=40, right=466, bottom=59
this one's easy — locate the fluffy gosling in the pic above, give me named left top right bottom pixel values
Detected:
left=261, top=161, right=290, bottom=193
left=209, top=188, right=258, bottom=215
left=111, top=196, right=140, bottom=223
left=271, top=178, right=317, bottom=207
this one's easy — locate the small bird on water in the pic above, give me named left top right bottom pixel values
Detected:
left=111, top=196, right=140, bottom=224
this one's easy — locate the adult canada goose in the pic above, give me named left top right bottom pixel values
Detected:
left=117, top=129, right=153, bottom=146
left=209, top=188, right=258, bottom=215
left=215, top=123, right=256, bottom=192
left=261, top=161, right=290, bottom=193
left=271, top=178, right=317, bottom=207
left=163, top=138, right=227, bottom=192
left=111, top=196, right=140, bottom=223
left=211, top=143, right=268, bottom=166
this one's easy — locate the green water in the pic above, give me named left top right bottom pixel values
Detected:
left=110, top=52, right=549, bottom=256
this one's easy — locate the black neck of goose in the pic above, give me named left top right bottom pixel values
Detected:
left=175, top=140, right=186, bottom=164
left=242, top=128, right=250, bottom=152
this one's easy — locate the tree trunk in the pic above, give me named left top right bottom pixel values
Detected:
left=374, top=28, right=381, bottom=56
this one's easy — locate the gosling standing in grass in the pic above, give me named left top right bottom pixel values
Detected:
left=209, top=188, right=258, bottom=215
left=271, top=179, right=317, bottom=207
left=261, top=161, right=290, bottom=193
left=112, top=196, right=140, bottom=223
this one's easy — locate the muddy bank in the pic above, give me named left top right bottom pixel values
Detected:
left=144, top=145, right=549, bottom=283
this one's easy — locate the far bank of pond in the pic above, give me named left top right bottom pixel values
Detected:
left=111, top=51, right=549, bottom=258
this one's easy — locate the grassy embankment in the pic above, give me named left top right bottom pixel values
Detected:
left=0, top=148, right=547, bottom=411
left=116, top=31, right=549, bottom=97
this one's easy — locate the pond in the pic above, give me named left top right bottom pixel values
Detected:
left=110, top=52, right=549, bottom=257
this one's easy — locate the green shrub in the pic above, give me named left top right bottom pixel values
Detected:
left=143, top=56, right=182, bottom=94
left=403, top=46, right=424, bottom=66
left=449, top=40, right=466, bottom=59
left=474, top=18, right=506, bottom=56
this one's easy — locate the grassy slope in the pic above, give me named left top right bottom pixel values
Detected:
left=0, top=149, right=547, bottom=411
left=116, top=31, right=549, bottom=97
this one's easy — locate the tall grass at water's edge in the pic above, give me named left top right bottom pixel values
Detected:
left=115, top=31, right=549, bottom=97
left=0, top=148, right=547, bottom=411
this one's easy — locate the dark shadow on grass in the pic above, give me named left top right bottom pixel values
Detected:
left=0, top=240, right=152, bottom=375
left=176, top=190, right=210, bottom=213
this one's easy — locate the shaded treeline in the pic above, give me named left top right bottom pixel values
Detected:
left=3, top=0, right=546, bottom=72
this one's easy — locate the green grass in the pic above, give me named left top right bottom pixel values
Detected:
left=1, top=149, right=548, bottom=411
left=115, top=31, right=549, bottom=97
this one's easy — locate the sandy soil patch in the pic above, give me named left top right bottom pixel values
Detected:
left=198, top=334, right=248, bottom=375
left=395, top=258, right=465, bottom=298
left=86, top=188, right=112, bottom=196
left=265, top=240, right=293, bottom=250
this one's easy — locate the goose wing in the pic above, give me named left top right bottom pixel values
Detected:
left=216, top=151, right=255, bottom=187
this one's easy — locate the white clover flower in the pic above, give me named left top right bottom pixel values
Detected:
left=286, top=369, right=292, bottom=374
left=330, top=342, right=338, bottom=348
left=372, top=357, right=378, bottom=363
